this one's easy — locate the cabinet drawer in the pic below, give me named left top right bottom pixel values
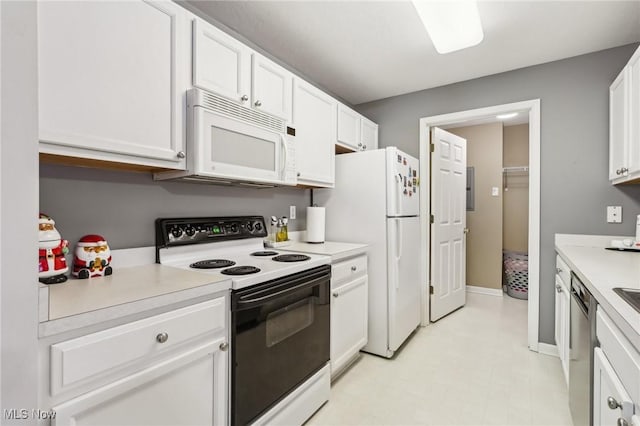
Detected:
left=51, top=296, right=226, bottom=395
left=596, top=307, right=640, bottom=404
left=332, top=255, right=367, bottom=287
left=555, top=254, right=571, bottom=287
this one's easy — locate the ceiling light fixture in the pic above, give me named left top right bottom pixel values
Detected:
left=497, top=112, right=518, bottom=119
left=411, top=0, right=484, bottom=54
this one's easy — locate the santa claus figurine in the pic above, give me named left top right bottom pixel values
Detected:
left=73, top=234, right=113, bottom=279
left=38, top=213, right=69, bottom=284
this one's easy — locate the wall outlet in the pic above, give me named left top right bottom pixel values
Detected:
left=607, top=206, right=622, bottom=223
left=491, top=186, right=499, bottom=197
left=290, top=205, right=296, bottom=220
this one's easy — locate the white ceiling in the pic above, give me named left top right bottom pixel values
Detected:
left=187, top=1, right=640, bottom=105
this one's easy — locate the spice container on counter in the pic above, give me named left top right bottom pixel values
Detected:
left=268, top=216, right=278, bottom=242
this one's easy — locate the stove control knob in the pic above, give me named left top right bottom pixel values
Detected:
left=171, top=227, right=183, bottom=238
left=230, top=224, right=239, bottom=233
left=254, top=222, right=262, bottom=232
left=246, top=222, right=254, bottom=231
left=185, top=226, right=196, bottom=237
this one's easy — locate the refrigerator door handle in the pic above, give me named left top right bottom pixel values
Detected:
left=395, top=219, right=402, bottom=289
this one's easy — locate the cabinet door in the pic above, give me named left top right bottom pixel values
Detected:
left=193, top=18, right=252, bottom=106
left=52, top=337, right=228, bottom=426
left=593, top=347, right=634, bottom=426
left=252, top=54, right=293, bottom=122
left=610, top=68, right=629, bottom=180
left=38, top=1, right=189, bottom=168
left=361, top=117, right=379, bottom=151
left=554, top=276, right=563, bottom=357
left=337, top=104, right=362, bottom=150
left=293, top=78, right=336, bottom=187
left=629, top=48, right=640, bottom=174
left=330, top=275, right=368, bottom=376
left=561, top=285, right=570, bottom=383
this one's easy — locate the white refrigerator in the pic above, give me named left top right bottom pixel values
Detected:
left=316, top=147, right=421, bottom=358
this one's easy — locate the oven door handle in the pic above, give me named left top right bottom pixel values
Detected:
left=236, top=275, right=327, bottom=309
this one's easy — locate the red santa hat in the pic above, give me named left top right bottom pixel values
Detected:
left=39, top=213, right=55, bottom=225
left=77, top=234, right=108, bottom=247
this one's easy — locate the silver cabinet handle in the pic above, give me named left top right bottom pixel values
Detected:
left=555, top=284, right=562, bottom=293
left=621, top=167, right=629, bottom=174
left=608, top=396, right=622, bottom=410
left=617, top=418, right=628, bottom=426
left=254, top=100, right=262, bottom=107
left=616, top=169, right=622, bottom=175
left=332, top=293, right=339, bottom=298
left=351, top=266, right=357, bottom=272
left=156, top=332, right=169, bottom=343
left=219, top=342, right=229, bottom=351
left=177, top=151, right=186, bottom=159
left=297, top=172, right=301, bottom=177
left=358, top=143, right=363, bottom=147
left=556, top=267, right=562, bottom=274
left=241, top=95, right=249, bottom=102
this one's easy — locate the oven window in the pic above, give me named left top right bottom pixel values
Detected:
left=211, top=126, right=276, bottom=171
left=266, top=297, right=314, bottom=347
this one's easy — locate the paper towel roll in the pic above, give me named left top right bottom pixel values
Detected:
left=306, top=207, right=325, bottom=243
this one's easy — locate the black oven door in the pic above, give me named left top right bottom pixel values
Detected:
left=231, top=265, right=331, bottom=426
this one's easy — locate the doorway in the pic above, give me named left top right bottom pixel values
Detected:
left=419, top=99, right=542, bottom=352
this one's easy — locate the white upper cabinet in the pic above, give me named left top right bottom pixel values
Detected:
left=337, top=103, right=378, bottom=152
left=193, top=18, right=292, bottom=123
left=38, top=0, right=190, bottom=169
left=361, top=117, right=379, bottom=151
left=293, top=78, right=336, bottom=187
left=610, top=45, right=640, bottom=184
left=337, top=104, right=362, bottom=150
left=252, top=55, right=293, bottom=122
left=193, top=18, right=251, bottom=106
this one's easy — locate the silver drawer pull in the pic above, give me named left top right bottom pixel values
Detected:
left=351, top=266, right=357, bottom=272
left=156, top=332, right=169, bottom=344
left=555, top=284, right=562, bottom=293
left=556, top=267, right=562, bottom=274
left=608, top=396, right=622, bottom=410
left=219, top=342, right=229, bottom=352
left=333, top=292, right=339, bottom=298
left=617, top=418, right=628, bottom=426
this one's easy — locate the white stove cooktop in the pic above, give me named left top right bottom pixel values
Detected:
left=159, top=239, right=331, bottom=290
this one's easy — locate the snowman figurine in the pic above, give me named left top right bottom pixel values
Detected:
left=73, top=235, right=113, bottom=279
left=38, top=213, right=69, bottom=284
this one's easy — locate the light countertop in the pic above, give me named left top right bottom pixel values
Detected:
left=40, top=264, right=231, bottom=337
left=280, top=241, right=368, bottom=263
left=555, top=236, right=640, bottom=352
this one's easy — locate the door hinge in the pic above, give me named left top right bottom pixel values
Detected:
left=429, top=285, right=434, bottom=295
left=430, top=214, right=434, bottom=224
left=430, top=143, right=434, bottom=153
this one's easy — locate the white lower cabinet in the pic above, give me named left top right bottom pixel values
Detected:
left=45, top=297, right=229, bottom=426
left=594, top=347, right=634, bottom=426
left=595, top=308, right=639, bottom=426
left=330, top=255, right=368, bottom=378
left=53, top=338, right=226, bottom=426
left=554, top=255, right=570, bottom=384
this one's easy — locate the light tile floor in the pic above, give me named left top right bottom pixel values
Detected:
left=307, top=292, right=573, bottom=426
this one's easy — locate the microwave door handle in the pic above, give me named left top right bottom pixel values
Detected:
left=281, top=134, right=288, bottom=178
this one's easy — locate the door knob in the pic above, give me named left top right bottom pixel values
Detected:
left=156, top=332, right=169, bottom=343
left=219, top=342, right=229, bottom=351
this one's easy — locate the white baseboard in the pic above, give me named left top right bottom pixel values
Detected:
left=537, top=342, right=559, bottom=357
left=466, top=285, right=503, bottom=297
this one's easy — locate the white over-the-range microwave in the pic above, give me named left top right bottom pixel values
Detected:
left=154, top=88, right=297, bottom=187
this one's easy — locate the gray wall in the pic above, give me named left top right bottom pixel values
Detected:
left=1, top=1, right=39, bottom=422
left=40, top=165, right=311, bottom=250
left=356, top=43, right=640, bottom=344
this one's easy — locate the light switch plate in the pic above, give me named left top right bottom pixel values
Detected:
left=491, top=187, right=499, bottom=197
left=607, top=206, right=622, bottom=223
left=289, top=205, right=296, bottom=220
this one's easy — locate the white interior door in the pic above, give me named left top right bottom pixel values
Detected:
left=388, top=216, right=421, bottom=351
left=430, top=127, right=467, bottom=321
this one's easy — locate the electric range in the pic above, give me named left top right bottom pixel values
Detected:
left=155, top=216, right=330, bottom=289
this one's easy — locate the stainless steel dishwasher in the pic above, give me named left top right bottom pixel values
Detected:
left=569, top=272, right=597, bottom=426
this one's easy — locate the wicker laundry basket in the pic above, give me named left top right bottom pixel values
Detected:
left=503, top=250, right=528, bottom=300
